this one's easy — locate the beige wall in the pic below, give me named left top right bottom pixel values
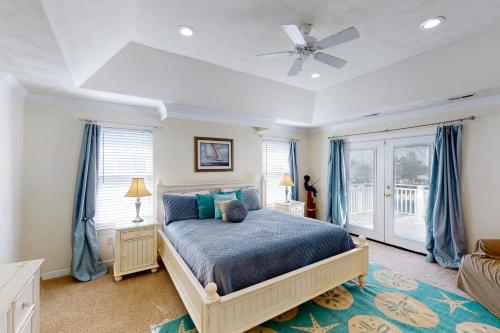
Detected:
left=20, top=98, right=500, bottom=273
left=22, top=101, right=310, bottom=273
left=310, top=106, right=500, bottom=251
left=0, top=82, right=25, bottom=264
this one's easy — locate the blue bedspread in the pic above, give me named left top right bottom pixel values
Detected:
left=164, top=208, right=356, bottom=296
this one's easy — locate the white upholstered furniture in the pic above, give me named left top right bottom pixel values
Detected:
left=156, top=179, right=368, bottom=333
left=275, top=200, right=305, bottom=217
left=0, top=259, right=43, bottom=333
left=113, top=219, right=159, bottom=282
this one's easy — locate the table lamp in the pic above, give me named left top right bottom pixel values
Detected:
left=279, top=172, right=294, bottom=203
left=125, top=178, right=152, bottom=222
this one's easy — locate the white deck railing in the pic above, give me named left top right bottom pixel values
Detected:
left=349, top=184, right=429, bottom=218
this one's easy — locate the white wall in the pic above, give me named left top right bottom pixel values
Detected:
left=0, top=76, right=25, bottom=264
left=22, top=101, right=310, bottom=273
left=310, top=106, right=500, bottom=251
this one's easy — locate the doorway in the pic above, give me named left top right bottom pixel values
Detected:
left=345, top=133, right=434, bottom=253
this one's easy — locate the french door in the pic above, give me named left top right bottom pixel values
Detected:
left=345, top=135, right=434, bottom=253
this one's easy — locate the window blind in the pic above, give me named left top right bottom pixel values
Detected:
left=95, top=127, right=153, bottom=228
left=262, top=140, right=290, bottom=207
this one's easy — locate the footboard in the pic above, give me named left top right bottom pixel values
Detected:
left=158, top=230, right=368, bottom=333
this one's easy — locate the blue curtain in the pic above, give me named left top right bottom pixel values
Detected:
left=326, top=140, right=347, bottom=227
left=71, top=123, right=107, bottom=281
left=289, top=141, right=299, bottom=201
left=425, top=125, right=466, bottom=269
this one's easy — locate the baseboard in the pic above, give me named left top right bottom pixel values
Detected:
left=41, top=259, right=114, bottom=280
left=41, top=268, right=70, bottom=280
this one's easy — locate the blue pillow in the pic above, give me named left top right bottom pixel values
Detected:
left=214, top=192, right=237, bottom=219
left=243, top=187, right=261, bottom=211
left=225, top=200, right=248, bottom=222
left=163, top=193, right=198, bottom=224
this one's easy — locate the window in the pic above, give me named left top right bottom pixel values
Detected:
left=262, top=140, right=290, bottom=207
left=95, top=127, right=153, bottom=228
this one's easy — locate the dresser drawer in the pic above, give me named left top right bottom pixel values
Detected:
left=13, top=277, right=34, bottom=332
left=120, top=228, right=154, bottom=241
left=0, top=309, right=7, bottom=333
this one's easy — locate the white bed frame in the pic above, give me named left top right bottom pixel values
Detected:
left=156, top=179, right=368, bottom=333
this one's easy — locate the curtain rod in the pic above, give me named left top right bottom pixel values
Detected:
left=79, top=118, right=162, bottom=130
left=328, top=115, right=475, bottom=140
left=259, top=135, right=299, bottom=142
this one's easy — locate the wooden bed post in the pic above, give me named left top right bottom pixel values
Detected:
left=205, top=283, right=219, bottom=301
left=357, top=235, right=368, bottom=288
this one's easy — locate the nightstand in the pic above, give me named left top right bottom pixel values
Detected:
left=275, top=201, right=305, bottom=217
left=113, top=219, right=159, bottom=281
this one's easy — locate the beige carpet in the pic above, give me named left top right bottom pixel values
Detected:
left=40, top=240, right=464, bottom=333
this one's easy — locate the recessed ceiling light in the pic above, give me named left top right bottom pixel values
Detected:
left=420, top=16, right=446, bottom=29
left=311, top=73, right=320, bottom=79
left=178, top=25, right=195, bottom=36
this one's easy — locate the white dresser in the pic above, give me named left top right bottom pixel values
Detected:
left=0, top=259, right=44, bottom=333
left=274, top=201, right=305, bottom=217
left=113, top=219, right=159, bottom=281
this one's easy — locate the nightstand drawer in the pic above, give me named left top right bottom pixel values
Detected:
left=120, top=228, right=154, bottom=241
left=290, top=205, right=304, bottom=216
left=120, top=238, right=155, bottom=271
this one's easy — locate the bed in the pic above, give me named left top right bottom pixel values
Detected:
left=156, top=179, right=368, bottom=333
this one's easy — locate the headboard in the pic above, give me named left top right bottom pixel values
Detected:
left=156, top=178, right=264, bottom=224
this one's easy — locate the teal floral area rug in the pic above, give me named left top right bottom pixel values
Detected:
left=152, top=264, right=500, bottom=333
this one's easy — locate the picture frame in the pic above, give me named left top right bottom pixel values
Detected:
left=194, top=137, right=234, bottom=172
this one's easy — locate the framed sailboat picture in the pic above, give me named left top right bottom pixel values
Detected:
left=194, top=137, right=234, bottom=172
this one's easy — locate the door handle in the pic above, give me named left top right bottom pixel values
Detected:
left=385, top=192, right=391, bottom=197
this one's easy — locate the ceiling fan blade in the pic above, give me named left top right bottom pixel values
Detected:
left=256, top=51, right=294, bottom=59
left=287, top=57, right=303, bottom=76
left=314, top=52, right=347, bottom=69
left=318, top=27, right=360, bottom=49
left=282, top=24, right=306, bottom=46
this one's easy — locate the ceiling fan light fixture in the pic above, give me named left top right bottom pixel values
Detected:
left=178, top=25, right=195, bottom=36
left=420, top=16, right=446, bottom=29
left=311, top=73, right=320, bottom=79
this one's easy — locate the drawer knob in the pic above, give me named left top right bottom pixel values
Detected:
left=22, top=301, right=32, bottom=309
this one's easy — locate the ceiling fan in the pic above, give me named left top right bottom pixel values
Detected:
left=257, top=24, right=360, bottom=76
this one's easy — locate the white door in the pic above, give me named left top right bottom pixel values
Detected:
left=385, top=136, right=433, bottom=253
left=345, top=135, right=433, bottom=253
left=345, top=141, right=385, bottom=242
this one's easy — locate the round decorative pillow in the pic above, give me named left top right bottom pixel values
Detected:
left=225, top=200, right=248, bottom=222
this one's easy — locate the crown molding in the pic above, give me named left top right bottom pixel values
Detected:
left=163, top=102, right=277, bottom=128
left=313, top=93, right=500, bottom=132
left=0, top=73, right=29, bottom=98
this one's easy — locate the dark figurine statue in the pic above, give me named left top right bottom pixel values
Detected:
left=304, top=175, right=318, bottom=197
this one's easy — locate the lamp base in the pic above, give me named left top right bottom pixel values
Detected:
left=284, top=187, right=290, bottom=203
left=133, top=197, right=143, bottom=223
left=132, top=217, right=144, bottom=223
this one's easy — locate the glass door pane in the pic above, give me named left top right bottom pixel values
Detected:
left=393, top=145, right=430, bottom=243
left=348, top=149, right=375, bottom=230
left=385, top=136, right=433, bottom=253
left=346, top=140, right=385, bottom=242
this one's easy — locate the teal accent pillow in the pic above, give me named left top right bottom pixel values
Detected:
left=214, top=192, right=237, bottom=219
left=195, top=193, right=215, bottom=219
left=217, top=189, right=243, bottom=201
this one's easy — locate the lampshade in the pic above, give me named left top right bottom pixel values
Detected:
left=125, top=178, right=152, bottom=197
left=279, top=173, right=294, bottom=187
